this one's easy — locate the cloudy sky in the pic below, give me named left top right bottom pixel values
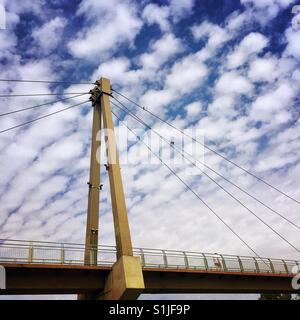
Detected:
left=0, top=0, right=300, bottom=299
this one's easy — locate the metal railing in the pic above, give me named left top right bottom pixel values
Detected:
left=0, top=239, right=299, bottom=275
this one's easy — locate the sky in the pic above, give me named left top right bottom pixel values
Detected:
left=0, top=0, right=300, bottom=300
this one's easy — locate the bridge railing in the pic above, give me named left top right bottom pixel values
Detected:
left=133, top=248, right=298, bottom=274
left=0, top=239, right=299, bottom=275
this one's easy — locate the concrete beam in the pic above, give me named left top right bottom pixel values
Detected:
left=1, top=264, right=299, bottom=296
left=142, top=268, right=299, bottom=294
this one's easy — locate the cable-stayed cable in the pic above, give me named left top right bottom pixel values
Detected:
left=0, top=79, right=93, bottom=85
left=111, top=109, right=273, bottom=266
left=111, top=99, right=300, bottom=255
left=112, top=90, right=300, bottom=205
left=111, top=97, right=300, bottom=231
left=0, top=92, right=89, bottom=97
left=0, top=93, right=88, bottom=117
left=0, top=100, right=89, bottom=134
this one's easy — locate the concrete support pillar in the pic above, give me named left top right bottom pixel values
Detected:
left=98, top=256, right=144, bottom=300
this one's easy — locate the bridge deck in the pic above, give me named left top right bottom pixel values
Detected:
left=0, top=239, right=299, bottom=295
left=0, top=262, right=297, bottom=295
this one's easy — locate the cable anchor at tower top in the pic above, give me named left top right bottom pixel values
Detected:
left=89, top=87, right=101, bottom=106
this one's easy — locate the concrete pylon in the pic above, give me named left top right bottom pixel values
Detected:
left=80, top=77, right=144, bottom=300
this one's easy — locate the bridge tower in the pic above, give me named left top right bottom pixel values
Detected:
left=79, top=78, right=144, bottom=300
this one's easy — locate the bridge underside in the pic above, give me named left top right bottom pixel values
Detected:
left=1, top=263, right=298, bottom=296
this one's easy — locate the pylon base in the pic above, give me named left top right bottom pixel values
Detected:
left=98, top=255, right=144, bottom=300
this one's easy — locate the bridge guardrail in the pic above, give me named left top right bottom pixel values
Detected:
left=0, top=239, right=298, bottom=275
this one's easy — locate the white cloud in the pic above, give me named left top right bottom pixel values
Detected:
left=142, top=0, right=195, bottom=31
left=241, top=0, right=295, bottom=9
left=142, top=3, right=170, bottom=32
left=226, top=10, right=248, bottom=31
left=215, top=71, right=253, bottom=96
left=139, top=33, right=184, bottom=70
left=241, top=0, right=296, bottom=23
left=140, top=88, right=174, bottom=114
left=248, top=56, right=278, bottom=82
left=250, top=82, right=296, bottom=122
left=284, top=27, right=300, bottom=59
left=4, top=0, right=46, bottom=16
left=185, top=101, right=203, bottom=118
left=191, top=13, right=264, bottom=64
left=169, top=0, right=195, bottom=21
left=32, top=17, right=67, bottom=53
left=68, top=1, right=142, bottom=60
left=208, top=96, right=236, bottom=118
left=6, top=59, right=55, bottom=97
left=0, top=11, right=19, bottom=59
left=93, top=57, right=130, bottom=85
left=165, top=54, right=208, bottom=95
left=139, top=53, right=207, bottom=115
left=0, top=30, right=16, bottom=59
left=191, top=21, right=230, bottom=50
left=227, top=32, right=269, bottom=69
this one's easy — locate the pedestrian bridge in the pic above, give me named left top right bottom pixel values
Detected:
left=0, top=239, right=299, bottom=296
left=0, top=239, right=299, bottom=273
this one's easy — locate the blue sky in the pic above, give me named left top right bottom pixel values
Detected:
left=0, top=0, right=300, bottom=299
